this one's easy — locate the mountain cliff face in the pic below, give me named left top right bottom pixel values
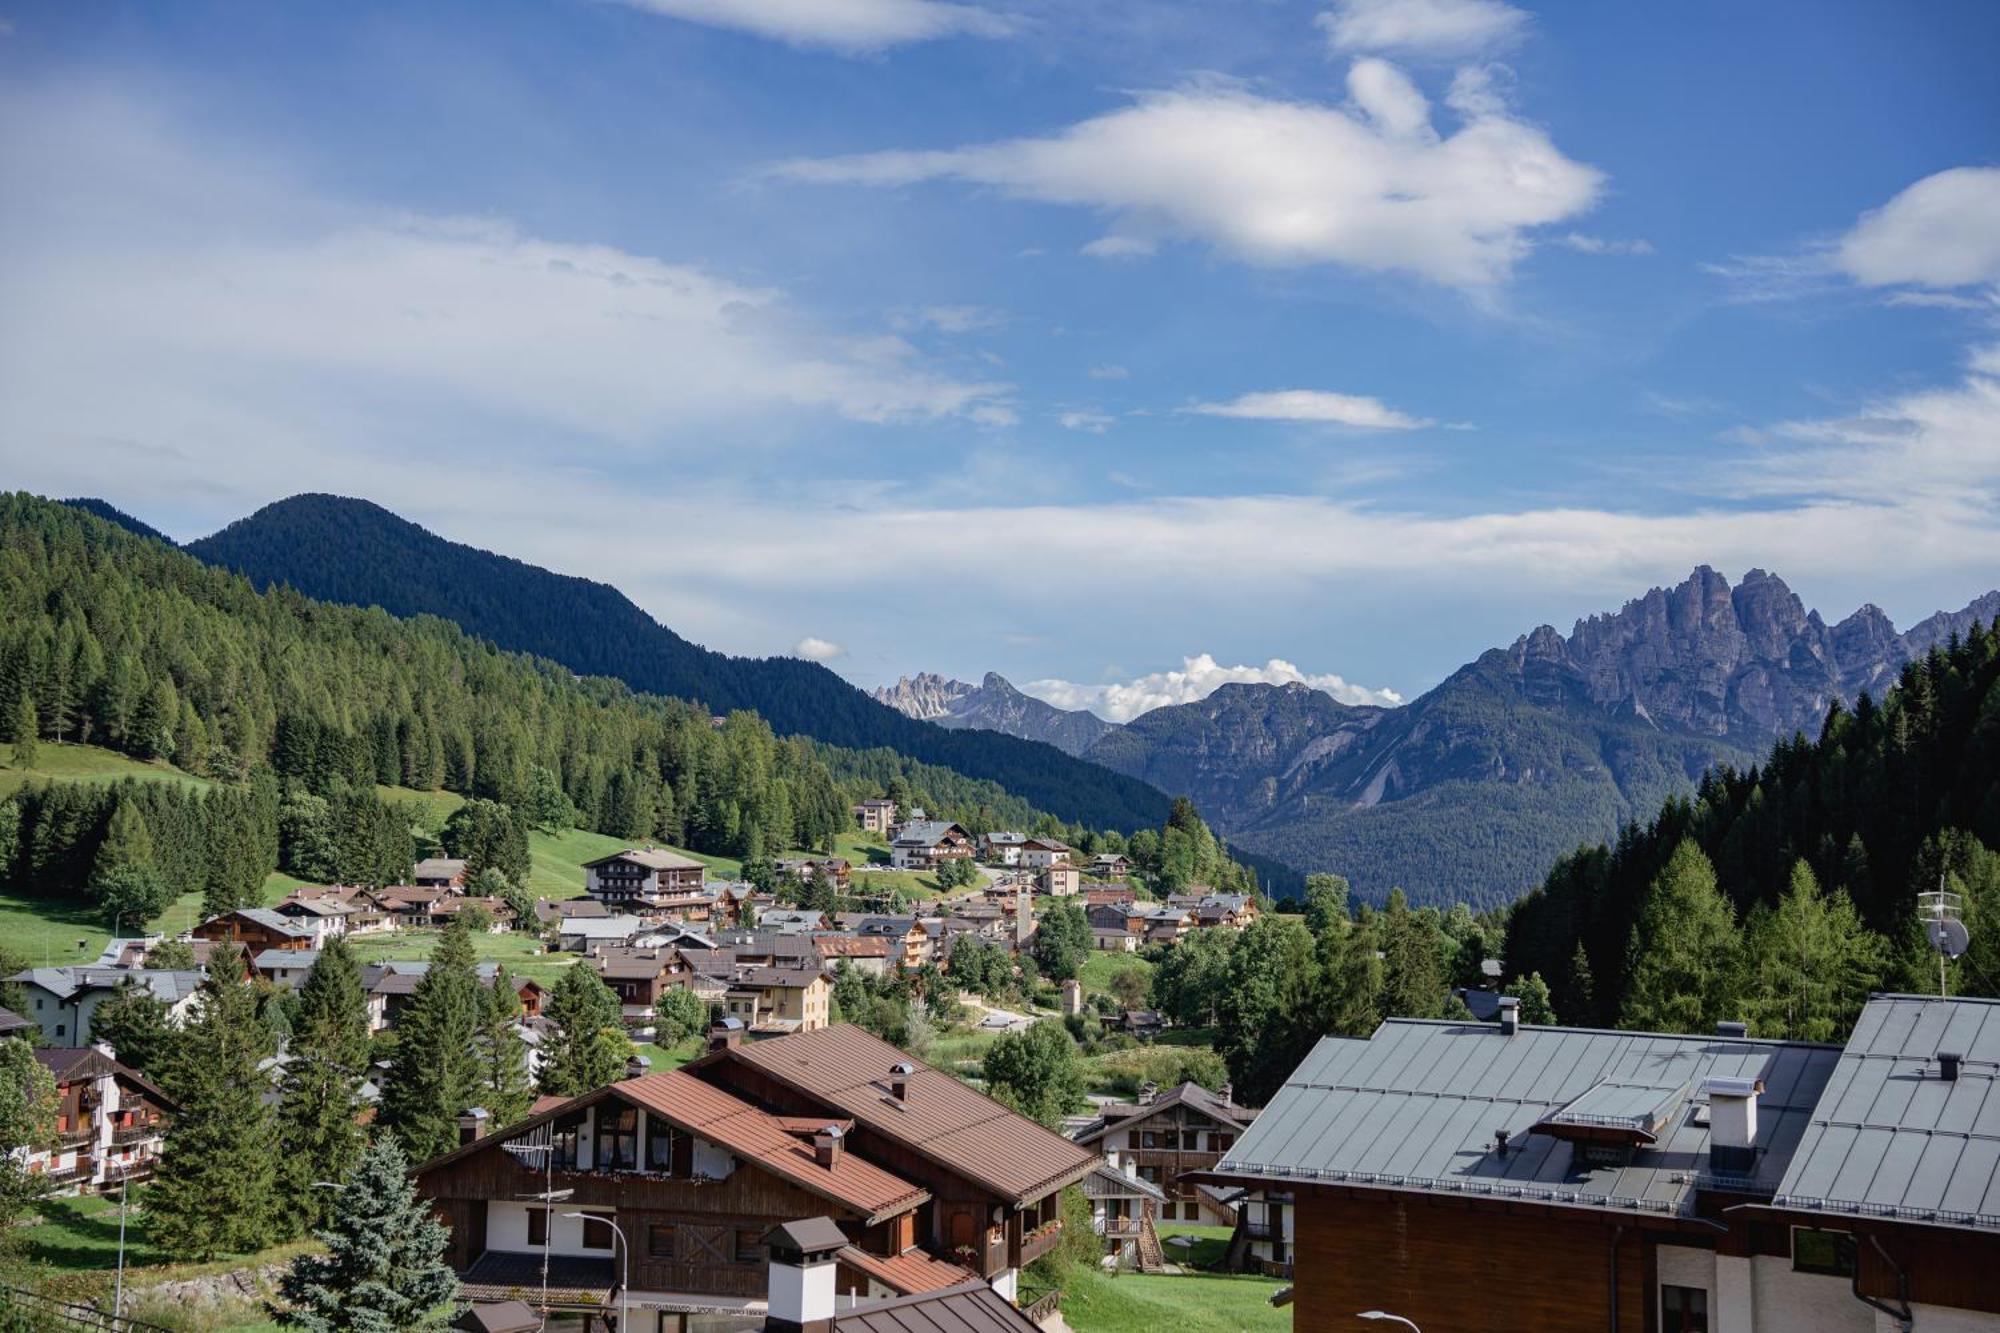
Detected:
left=896, top=568, right=1999, bottom=907
left=875, top=672, right=1116, bottom=756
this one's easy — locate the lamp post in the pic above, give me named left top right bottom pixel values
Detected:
left=562, top=1212, right=628, bottom=1333
left=1357, top=1314, right=1421, bottom=1332
left=111, top=1163, right=134, bottom=1318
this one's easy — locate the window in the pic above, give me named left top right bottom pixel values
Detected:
left=527, top=1208, right=548, bottom=1246
left=647, top=1122, right=677, bottom=1173
left=1660, top=1285, right=1708, bottom=1333
left=1212, top=1133, right=1235, bottom=1152
left=648, top=1224, right=676, bottom=1259
left=579, top=1213, right=616, bottom=1251
left=552, top=1117, right=582, bottom=1171
left=1791, top=1228, right=1856, bottom=1277
left=735, top=1229, right=764, bottom=1264
left=602, top=1106, right=639, bottom=1171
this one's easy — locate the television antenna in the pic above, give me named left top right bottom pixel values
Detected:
left=1918, top=876, right=1967, bottom=999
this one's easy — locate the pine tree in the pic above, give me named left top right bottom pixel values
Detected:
left=7, top=694, right=35, bottom=771
left=275, top=937, right=372, bottom=1236
left=380, top=923, right=483, bottom=1163
left=0, top=1038, right=57, bottom=1248
left=1379, top=889, right=1446, bottom=1019
left=473, top=965, right=534, bottom=1128
left=270, top=1136, right=462, bottom=1332
left=538, top=964, right=630, bottom=1096
left=87, top=980, right=177, bottom=1077
left=1620, top=841, right=1743, bottom=1035
left=89, top=798, right=170, bottom=929
left=149, top=960, right=278, bottom=1259
left=1743, top=861, right=1887, bottom=1042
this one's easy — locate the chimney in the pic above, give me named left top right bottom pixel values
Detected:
left=814, top=1124, right=844, bottom=1170
left=1704, top=1076, right=1762, bottom=1175
left=457, top=1107, right=490, bottom=1146
left=1492, top=1128, right=1510, bottom=1159
left=1138, top=1080, right=1159, bottom=1106
left=890, top=1061, right=916, bottom=1101
left=763, top=1217, right=846, bottom=1333
left=1497, top=996, right=1520, bottom=1036
left=1716, top=1020, right=1748, bottom=1039
left=709, top=1016, right=744, bottom=1052
left=1219, top=1081, right=1233, bottom=1106
left=1939, top=1051, right=1963, bottom=1082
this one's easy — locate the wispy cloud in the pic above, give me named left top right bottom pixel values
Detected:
left=1026, top=653, right=1405, bottom=722
left=609, top=0, right=1011, bottom=54
left=891, top=304, right=1007, bottom=333
left=1087, top=364, right=1130, bottom=380
left=1188, top=388, right=1433, bottom=430
left=771, top=71, right=1602, bottom=289
left=1559, top=232, right=1654, bottom=256
left=1059, top=409, right=1115, bottom=433
left=1316, top=0, right=1529, bottom=59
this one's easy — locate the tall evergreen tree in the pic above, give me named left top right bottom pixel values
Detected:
left=1620, top=841, right=1743, bottom=1035
left=538, top=964, right=630, bottom=1097
left=1742, top=861, right=1888, bottom=1042
left=88, top=980, right=178, bottom=1077
left=380, top=923, right=483, bottom=1163
left=473, top=965, right=534, bottom=1128
left=275, top=936, right=372, bottom=1236
left=7, top=694, right=35, bottom=771
left=270, top=1136, right=462, bottom=1332
left=149, top=959, right=279, bottom=1259
left=1379, top=889, right=1446, bottom=1019
left=89, top=797, right=170, bottom=929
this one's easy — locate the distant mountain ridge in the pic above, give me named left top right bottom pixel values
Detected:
left=883, top=568, right=2000, bottom=906
left=873, top=672, right=1116, bottom=756
left=181, top=494, right=1173, bottom=834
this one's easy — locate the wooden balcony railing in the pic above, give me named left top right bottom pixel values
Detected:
left=1020, top=1289, right=1062, bottom=1326
left=1016, top=1219, right=1063, bottom=1267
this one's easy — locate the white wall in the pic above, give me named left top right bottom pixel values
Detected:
left=1746, top=1255, right=1872, bottom=1333
left=1889, top=1303, right=2000, bottom=1332
left=487, top=1201, right=621, bottom=1258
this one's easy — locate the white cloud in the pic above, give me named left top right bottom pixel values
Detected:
left=892, top=304, right=1006, bottom=333
left=1316, top=0, right=1529, bottom=58
left=610, top=0, right=1010, bottom=53
left=1059, top=410, right=1115, bottom=433
left=0, top=86, right=1014, bottom=460
left=1025, top=654, right=1404, bottom=722
left=1088, top=364, right=1130, bottom=380
left=1559, top=232, right=1655, bottom=256
left=1836, top=167, right=2000, bottom=289
left=793, top=636, right=846, bottom=661
left=1188, top=389, right=1433, bottom=430
left=1080, top=234, right=1158, bottom=259
left=772, top=80, right=1603, bottom=288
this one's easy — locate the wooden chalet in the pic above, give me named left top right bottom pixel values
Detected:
left=887, top=823, right=974, bottom=872
left=583, top=848, right=708, bottom=912
left=1071, top=1081, right=1255, bottom=1226
left=689, top=1023, right=1098, bottom=1298
left=27, top=1046, right=173, bottom=1192
left=593, top=947, right=692, bottom=1023
left=414, top=857, right=470, bottom=889
left=191, top=907, right=317, bottom=954
left=415, top=1069, right=952, bottom=1327
left=1196, top=994, right=2000, bottom=1333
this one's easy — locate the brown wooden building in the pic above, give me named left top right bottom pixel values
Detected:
left=191, top=907, right=317, bottom=954
left=1200, top=994, right=2000, bottom=1333
left=583, top=849, right=708, bottom=911
left=1070, top=1081, right=1255, bottom=1225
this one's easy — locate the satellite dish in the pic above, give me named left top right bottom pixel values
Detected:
left=1927, top=918, right=1969, bottom=959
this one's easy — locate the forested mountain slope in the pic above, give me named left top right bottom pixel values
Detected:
left=1506, top=623, right=2000, bottom=1028
left=184, top=494, right=1169, bottom=832
left=0, top=494, right=1167, bottom=922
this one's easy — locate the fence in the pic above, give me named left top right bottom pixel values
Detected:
left=0, top=1287, right=178, bottom=1333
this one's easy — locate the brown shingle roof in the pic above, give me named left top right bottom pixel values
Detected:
left=837, top=1246, right=980, bottom=1296
left=713, top=1025, right=1098, bottom=1205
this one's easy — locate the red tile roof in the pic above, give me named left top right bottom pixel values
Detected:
left=713, top=1024, right=1098, bottom=1205
left=838, top=1245, right=980, bottom=1296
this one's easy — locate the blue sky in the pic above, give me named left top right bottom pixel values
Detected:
left=2, top=0, right=1998, bottom=718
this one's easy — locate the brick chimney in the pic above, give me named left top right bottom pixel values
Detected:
left=457, top=1107, right=490, bottom=1146
left=709, top=1016, right=744, bottom=1052
left=814, top=1124, right=844, bottom=1170
left=890, top=1061, right=916, bottom=1101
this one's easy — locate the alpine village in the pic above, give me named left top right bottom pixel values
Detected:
left=4, top=3, right=2000, bottom=1332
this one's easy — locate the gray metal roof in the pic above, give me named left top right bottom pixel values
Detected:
left=1213, top=1018, right=1840, bottom=1222
left=1771, top=993, right=2000, bottom=1231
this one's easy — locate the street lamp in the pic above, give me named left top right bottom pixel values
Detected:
left=562, top=1212, right=629, bottom=1333
left=1357, top=1314, right=1421, bottom=1332
left=111, top=1163, right=135, bottom=1318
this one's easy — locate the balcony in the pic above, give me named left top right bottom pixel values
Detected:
left=1098, top=1218, right=1143, bottom=1240
left=1016, top=1218, right=1063, bottom=1267
left=112, top=1123, right=161, bottom=1145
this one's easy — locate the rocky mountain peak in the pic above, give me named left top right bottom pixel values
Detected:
left=872, top=672, right=977, bottom=721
